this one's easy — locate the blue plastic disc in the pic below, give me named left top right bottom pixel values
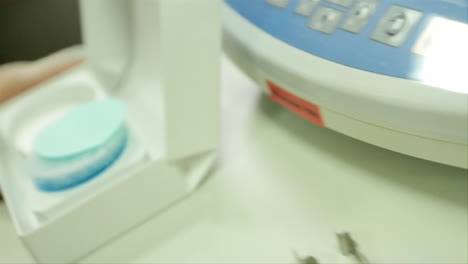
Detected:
left=30, top=126, right=128, bottom=192
left=34, top=99, right=127, bottom=160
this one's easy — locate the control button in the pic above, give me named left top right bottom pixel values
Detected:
left=341, top=0, right=379, bottom=33
left=295, top=0, right=319, bottom=16
left=370, top=5, right=422, bottom=47
left=355, top=5, right=371, bottom=18
left=308, top=6, right=344, bottom=34
left=325, top=0, right=354, bottom=8
left=266, top=0, right=291, bottom=8
left=385, top=12, right=406, bottom=36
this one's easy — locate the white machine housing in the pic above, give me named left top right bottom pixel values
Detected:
left=0, top=0, right=221, bottom=263
left=223, top=0, right=468, bottom=168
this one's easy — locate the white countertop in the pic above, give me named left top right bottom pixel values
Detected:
left=1, top=57, right=467, bottom=264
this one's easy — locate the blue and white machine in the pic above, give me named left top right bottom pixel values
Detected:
left=223, top=0, right=468, bottom=168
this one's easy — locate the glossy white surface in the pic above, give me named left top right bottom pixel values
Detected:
left=0, top=57, right=467, bottom=264
left=222, top=4, right=468, bottom=169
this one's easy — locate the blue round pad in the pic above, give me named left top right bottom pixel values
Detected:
left=34, top=99, right=127, bottom=160
left=30, top=126, right=128, bottom=192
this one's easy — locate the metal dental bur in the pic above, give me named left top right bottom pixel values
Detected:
left=337, top=232, right=370, bottom=264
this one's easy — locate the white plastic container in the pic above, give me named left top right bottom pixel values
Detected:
left=0, top=0, right=221, bottom=263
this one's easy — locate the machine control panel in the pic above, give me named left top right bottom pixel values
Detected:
left=266, top=0, right=423, bottom=45
left=227, top=0, right=468, bottom=80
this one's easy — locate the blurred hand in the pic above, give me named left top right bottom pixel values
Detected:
left=0, top=51, right=84, bottom=104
